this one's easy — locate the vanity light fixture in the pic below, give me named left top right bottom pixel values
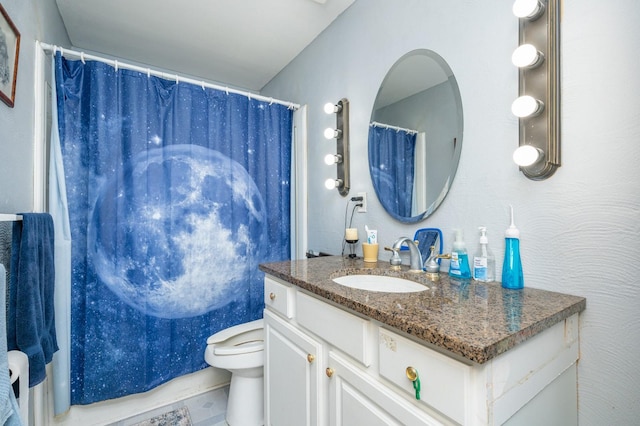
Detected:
left=512, top=0, right=560, bottom=180
left=323, top=98, right=350, bottom=196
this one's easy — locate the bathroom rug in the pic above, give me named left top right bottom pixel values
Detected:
left=131, top=406, right=192, bottom=426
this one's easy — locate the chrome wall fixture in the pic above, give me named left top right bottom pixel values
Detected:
left=511, top=0, right=561, bottom=180
left=323, top=98, right=350, bottom=196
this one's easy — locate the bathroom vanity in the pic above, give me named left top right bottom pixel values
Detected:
left=260, top=256, right=585, bottom=425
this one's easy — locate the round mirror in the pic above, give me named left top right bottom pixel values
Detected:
left=368, top=49, right=463, bottom=223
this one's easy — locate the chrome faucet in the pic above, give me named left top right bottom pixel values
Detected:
left=392, top=237, right=424, bottom=272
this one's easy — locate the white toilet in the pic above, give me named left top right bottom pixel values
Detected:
left=205, top=318, right=264, bottom=426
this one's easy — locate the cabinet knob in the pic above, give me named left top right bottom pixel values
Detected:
left=406, top=366, right=418, bottom=382
left=307, top=353, right=315, bottom=363
left=269, top=292, right=276, bottom=300
left=326, top=368, right=334, bottom=378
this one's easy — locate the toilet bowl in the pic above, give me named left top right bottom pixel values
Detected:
left=205, top=318, right=264, bottom=426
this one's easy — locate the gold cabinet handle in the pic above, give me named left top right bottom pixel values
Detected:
left=326, top=367, right=334, bottom=378
left=307, top=353, right=315, bottom=363
left=269, top=292, right=276, bottom=300
left=406, top=366, right=418, bottom=382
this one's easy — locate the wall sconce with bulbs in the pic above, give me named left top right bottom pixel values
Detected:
left=511, top=0, right=561, bottom=180
left=323, top=98, right=350, bottom=196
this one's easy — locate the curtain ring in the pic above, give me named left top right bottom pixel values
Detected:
left=269, top=98, right=274, bottom=105
left=114, top=60, right=118, bottom=72
left=225, top=87, right=229, bottom=95
left=60, top=47, right=64, bottom=56
left=80, top=52, right=85, bottom=64
left=201, top=81, right=206, bottom=90
left=147, top=69, right=151, bottom=78
left=175, top=75, right=179, bottom=84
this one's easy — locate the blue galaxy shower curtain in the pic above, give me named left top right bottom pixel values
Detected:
left=368, top=126, right=416, bottom=219
left=54, top=53, right=293, bottom=405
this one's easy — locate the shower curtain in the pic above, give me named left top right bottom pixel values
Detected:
left=51, top=53, right=293, bottom=405
left=368, top=126, right=417, bottom=219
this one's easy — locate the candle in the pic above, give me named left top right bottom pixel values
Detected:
left=345, top=228, right=358, bottom=242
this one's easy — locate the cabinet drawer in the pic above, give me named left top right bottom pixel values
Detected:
left=264, top=277, right=294, bottom=318
left=378, top=328, right=471, bottom=425
left=296, top=291, right=371, bottom=366
left=328, top=350, right=444, bottom=426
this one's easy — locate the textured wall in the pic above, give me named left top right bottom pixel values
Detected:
left=263, top=0, right=640, bottom=423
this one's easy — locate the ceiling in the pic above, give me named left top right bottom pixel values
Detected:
left=55, top=0, right=355, bottom=92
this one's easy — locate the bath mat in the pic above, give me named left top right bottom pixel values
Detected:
left=131, top=406, right=192, bottom=426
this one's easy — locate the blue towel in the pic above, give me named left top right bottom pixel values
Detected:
left=7, top=213, right=59, bottom=387
left=1, top=264, right=22, bottom=425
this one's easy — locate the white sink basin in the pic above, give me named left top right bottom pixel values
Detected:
left=332, top=274, right=428, bottom=293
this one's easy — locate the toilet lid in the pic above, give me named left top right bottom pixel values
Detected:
left=213, top=339, right=263, bottom=356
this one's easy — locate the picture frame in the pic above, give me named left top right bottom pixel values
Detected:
left=0, top=3, right=20, bottom=108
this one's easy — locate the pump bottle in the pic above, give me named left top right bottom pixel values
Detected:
left=449, top=229, right=471, bottom=279
left=502, top=205, right=524, bottom=289
left=473, top=227, right=495, bottom=282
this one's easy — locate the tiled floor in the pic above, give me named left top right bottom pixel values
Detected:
left=108, top=386, right=229, bottom=426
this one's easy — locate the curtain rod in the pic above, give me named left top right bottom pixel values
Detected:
left=0, top=214, right=22, bottom=221
left=39, top=42, right=300, bottom=110
left=370, top=121, right=418, bottom=135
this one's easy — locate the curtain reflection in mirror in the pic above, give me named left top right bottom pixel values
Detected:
left=368, top=125, right=417, bottom=218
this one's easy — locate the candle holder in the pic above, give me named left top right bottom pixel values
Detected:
left=345, top=238, right=358, bottom=259
left=345, top=227, right=359, bottom=259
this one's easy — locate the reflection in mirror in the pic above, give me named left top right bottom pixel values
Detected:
left=368, top=49, right=463, bottom=223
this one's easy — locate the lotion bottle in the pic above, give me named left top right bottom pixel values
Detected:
left=501, top=205, right=524, bottom=289
left=473, top=227, right=495, bottom=282
left=449, top=229, right=471, bottom=279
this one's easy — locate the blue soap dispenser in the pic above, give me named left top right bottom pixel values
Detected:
left=449, top=229, right=471, bottom=279
left=502, top=205, right=524, bottom=289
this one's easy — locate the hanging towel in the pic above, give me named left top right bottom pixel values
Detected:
left=1, top=264, right=22, bottom=425
left=7, top=213, right=59, bottom=387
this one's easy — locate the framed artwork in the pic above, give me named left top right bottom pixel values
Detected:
left=0, top=3, right=20, bottom=108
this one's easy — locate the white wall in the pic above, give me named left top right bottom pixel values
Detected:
left=262, top=0, right=640, bottom=424
left=0, top=0, right=69, bottom=212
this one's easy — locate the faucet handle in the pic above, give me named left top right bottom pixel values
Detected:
left=384, top=246, right=403, bottom=266
left=425, top=246, right=440, bottom=273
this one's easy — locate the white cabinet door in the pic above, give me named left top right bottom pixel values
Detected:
left=327, top=351, right=445, bottom=426
left=264, top=310, right=324, bottom=426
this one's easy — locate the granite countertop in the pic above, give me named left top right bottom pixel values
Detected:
left=259, top=256, right=586, bottom=364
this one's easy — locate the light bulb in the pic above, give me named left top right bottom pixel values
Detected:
left=325, top=178, right=342, bottom=190
left=324, top=102, right=337, bottom=114
left=513, top=0, right=545, bottom=19
left=511, top=96, right=544, bottom=118
left=324, top=128, right=341, bottom=139
left=324, top=154, right=342, bottom=165
left=512, top=44, right=544, bottom=68
left=513, top=145, right=544, bottom=167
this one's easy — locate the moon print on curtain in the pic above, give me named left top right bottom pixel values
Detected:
left=53, top=53, right=292, bottom=405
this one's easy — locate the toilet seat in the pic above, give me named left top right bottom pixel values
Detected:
left=205, top=318, right=264, bottom=369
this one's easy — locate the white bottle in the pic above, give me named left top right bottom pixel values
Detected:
left=473, top=227, right=495, bottom=282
